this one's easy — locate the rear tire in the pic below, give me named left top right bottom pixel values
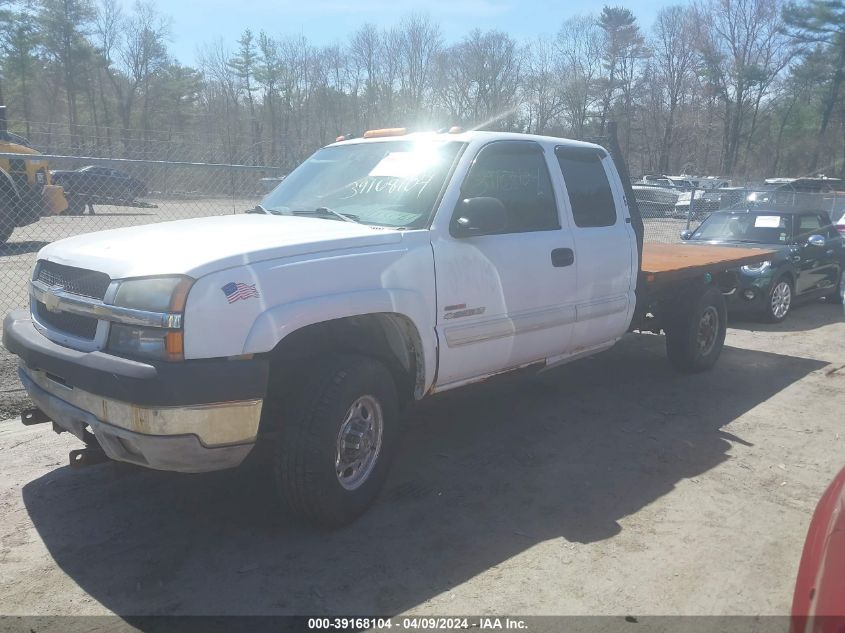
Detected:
left=665, top=285, right=727, bottom=374
left=0, top=189, right=16, bottom=245
left=64, top=196, right=85, bottom=216
left=273, top=354, right=400, bottom=528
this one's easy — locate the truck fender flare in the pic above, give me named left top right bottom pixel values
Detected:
left=242, top=288, right=437, bottom=397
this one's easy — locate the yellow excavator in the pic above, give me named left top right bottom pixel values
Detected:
left=0, top=105, right=68, bottom=245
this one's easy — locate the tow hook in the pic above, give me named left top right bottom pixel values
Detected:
left=21, top=407, right=51, bottom=426
left=69, top=447, right=109, bottom=468
left=69, top=428, right=109, bottom=468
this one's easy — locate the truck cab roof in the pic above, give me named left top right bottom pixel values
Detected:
left=330, top=129, right=606, bottom=153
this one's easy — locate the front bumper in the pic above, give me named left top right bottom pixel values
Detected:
left=3, top=310, right=269, bottom=473
left=724, top=274, right=773, bottom=314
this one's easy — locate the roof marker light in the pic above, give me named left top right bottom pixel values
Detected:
left=363, top=128, right=407, bottom=139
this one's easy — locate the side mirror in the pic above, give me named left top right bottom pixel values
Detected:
left=807, top=234, right=826, bottom=248
left=452, top=197, right=508, bottom=237
left=680, top=230, right=693, bottom=240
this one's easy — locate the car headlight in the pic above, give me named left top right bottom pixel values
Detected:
left=741, top=260, right=771, bottom=274
left=108, top=276, right=193, bottom=361
left=112, top=276, right=193, bottom=312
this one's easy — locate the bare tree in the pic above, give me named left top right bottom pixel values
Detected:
left=557, top=14, right=603, bottom=138
left=436, top=29, right=523, bottom=129
left=652, top=5, right=697, bottom=172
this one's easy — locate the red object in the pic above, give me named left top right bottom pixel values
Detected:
left=792, top=467, right=845, bottom=633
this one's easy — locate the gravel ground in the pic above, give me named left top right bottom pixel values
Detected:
left=0, top=299, right=843, bottom=618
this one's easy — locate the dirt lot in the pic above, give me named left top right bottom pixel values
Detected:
left=0, top=298, right=843, bottom=619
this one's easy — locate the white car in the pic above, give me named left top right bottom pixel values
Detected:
left=2, top=129, right=772, bottom=526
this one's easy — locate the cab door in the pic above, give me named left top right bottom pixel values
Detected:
left=794, top=213, right=841, bottom=295
left=430, top=140, right=578, bottom=389
left=553, top=146, right=637, bottom=350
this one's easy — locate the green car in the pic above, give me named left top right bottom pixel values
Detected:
left=681, top=209, right=844, bottom=322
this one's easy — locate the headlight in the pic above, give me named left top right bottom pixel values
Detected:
left=108, top=276, right=192, bottom=361
left=741, top=260, right=771, bottom=273
left=112, top=276, right=193, bottom=312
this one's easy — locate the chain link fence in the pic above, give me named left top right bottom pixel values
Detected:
left=4, top=149, right=845, bottom=319
left=1, top=151, right=285, bottom=316
left=633, top=181, right=845, bottom=243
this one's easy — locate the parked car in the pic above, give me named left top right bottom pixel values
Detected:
left=681, top=209, right=844, bottom=322
left=791, top=466, right=845, bottom=632
left=836, top=210, right=845, bottom=237
left=632, top=183, right=679, bottom=217
left=50, top=165, right=147, bottom=213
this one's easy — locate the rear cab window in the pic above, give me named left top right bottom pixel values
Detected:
left=554, top=146, right=617, bottom=228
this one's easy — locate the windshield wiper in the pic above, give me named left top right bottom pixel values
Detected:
left=246, top=203, right=270, bottom=214
left=291, top=207, right=361, bottom=224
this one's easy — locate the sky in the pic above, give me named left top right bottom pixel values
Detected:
left=143, top=0, right=668, bottom=66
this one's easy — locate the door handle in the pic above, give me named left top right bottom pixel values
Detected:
left=551, top=248, right=575, bottom=267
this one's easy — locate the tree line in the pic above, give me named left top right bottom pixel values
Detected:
left=1, top=0, right=844, bottom=180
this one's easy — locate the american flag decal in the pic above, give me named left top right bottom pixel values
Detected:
left=221, top=281, right=260, bottom=303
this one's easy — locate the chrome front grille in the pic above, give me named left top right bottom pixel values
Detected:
left=36, top=261, right=111, bottom=300
left=32, top=260, right=111, bottom=342
left=35, top=300, right=98, bottom=340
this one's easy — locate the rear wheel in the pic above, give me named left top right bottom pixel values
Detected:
left=63, top=196, right=85, bottom=216
left=665, top=285, right=728, bottom=373
left=763, top=276, right=793, bottom=322
left=273, top=354, right=400, bottom=527
left=0, top=189, right=16, bottom=245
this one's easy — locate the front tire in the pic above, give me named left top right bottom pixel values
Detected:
left=274, top=354, right=400, bottom=527
left=665, top=285, right=728, bottom=374
left=763, top=276, right=793, bottom=322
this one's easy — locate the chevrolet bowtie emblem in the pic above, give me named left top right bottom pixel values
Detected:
left=43, top=289, right=61, bottom=313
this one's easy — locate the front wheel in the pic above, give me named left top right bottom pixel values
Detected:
left=665, top=285, right=728, bottom=374
left=763, top=276, right=793, bottom=322
left=274, top=354, right=400, bottom=527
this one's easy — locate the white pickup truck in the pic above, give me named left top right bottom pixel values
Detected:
left=3, top=128, right=771, bottom=526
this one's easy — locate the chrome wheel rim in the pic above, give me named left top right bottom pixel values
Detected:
left=771, top=281, right=791, bottom=319
left=335, top=395, right=383, bottom=491
left=697, top=306, right=719, bottom=356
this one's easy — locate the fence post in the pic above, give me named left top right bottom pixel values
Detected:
left=686, top=186, right=696, bottom=231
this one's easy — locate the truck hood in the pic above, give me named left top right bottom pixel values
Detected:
left=37, top=214, right=404, bottom=279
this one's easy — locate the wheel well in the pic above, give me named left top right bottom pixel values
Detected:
left=264, top=313, right=424, bottom=409
left=777, top=270, right=795, bottom=286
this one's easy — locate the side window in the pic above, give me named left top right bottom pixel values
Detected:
left=796, top=214, right=822, bottom=239
left=458, top=141, right=559, bottom=234
left=555, top=147, right=617, bottom=228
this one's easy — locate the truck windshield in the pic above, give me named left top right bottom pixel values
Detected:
left=260, top=140, right=466, bottom=228
left=691, top=212, right=792, bottom=244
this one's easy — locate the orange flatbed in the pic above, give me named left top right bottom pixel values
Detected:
left=641, top=242, right=775, bottom=286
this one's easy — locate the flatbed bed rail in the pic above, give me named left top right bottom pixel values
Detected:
left=640, top=242, right=774, bottom=288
